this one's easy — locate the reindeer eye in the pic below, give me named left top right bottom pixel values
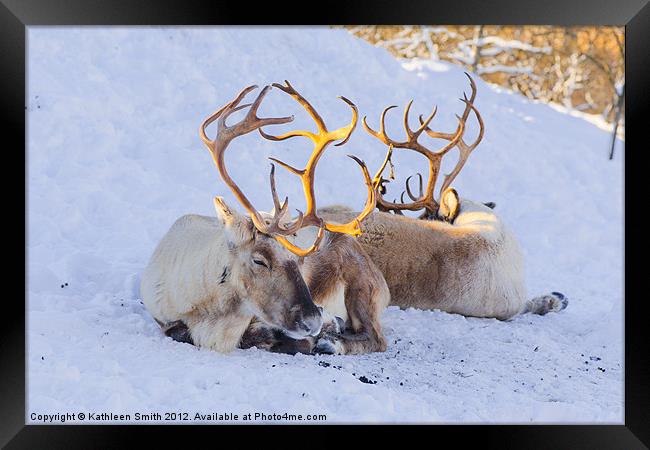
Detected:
left=253, top=259, right=268, bottom=268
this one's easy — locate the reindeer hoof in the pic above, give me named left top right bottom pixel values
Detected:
left=313, top=338, right=337, bottom=355
left=528, top=292, right=569, bottom=315
left=162, top=320, right=194, bottom=345
left=551, top=292, right=569, bottom=310
left=319, top=313, right=345, bottom=334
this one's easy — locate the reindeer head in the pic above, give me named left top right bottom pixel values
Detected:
left=200, top=82, right=384, bottom=338
left=212, top=197, right=321, bottom=338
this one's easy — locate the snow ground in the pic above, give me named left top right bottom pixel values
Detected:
left=27, top=27, right=624, bottom=424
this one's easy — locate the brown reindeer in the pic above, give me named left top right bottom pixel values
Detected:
left=140, top=83, right=390, bottom=355
left=319, top=74, right=568, bottom=319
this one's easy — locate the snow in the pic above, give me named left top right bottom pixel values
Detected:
left=27, top=27, right=623, bottom=424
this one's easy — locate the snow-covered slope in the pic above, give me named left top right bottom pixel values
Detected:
left=27, top=27, right=623, bottom=423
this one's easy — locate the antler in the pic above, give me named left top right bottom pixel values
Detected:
left=200, top=83, right=382, bottom=257
left=259, top=80, right=378, bottom=237
left=363, top=73, right=483, bottom=218
left=200, top=84, right=328, bottom=256
left=362, top=88, right=465, bottom=216
left=418, top=73, right=485, bottom=198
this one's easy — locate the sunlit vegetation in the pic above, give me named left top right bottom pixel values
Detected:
left=345, top=26, right=624, bottom=159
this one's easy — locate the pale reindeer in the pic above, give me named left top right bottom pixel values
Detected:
left=319, top=73, right=568, bottom=319
left=141, top=76, right=567, bottom=357
left=140, top=83, right=390, bottom=355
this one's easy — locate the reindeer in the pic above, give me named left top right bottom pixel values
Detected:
left=140, top=83, right=390, bottom=355
left=319, top=74, right=568, bottom=320
left=142, top=76, right=566, bottom=358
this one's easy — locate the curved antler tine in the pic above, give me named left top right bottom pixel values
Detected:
left=278, top=209, right=305, bottom=234
left=201, top=88, right=259, bottom=146
left=400, top=191, right=406, bottom=204
left=269, top=164, right=282, bottom=212
left=259, top=128, right=314, bottom=142
left=214, top=85, right=294, bottom=140
left=230, top=84, right=259, bottom=108
left=320, top=155, right=375, bottom=237
left=218, top=86, right=260, bottom=130
left=362, top=105, right=398, bottom=145
left=454, top=113, right=466, bottom=138
left=199, top=102, right=231, bottom=145
left=464, top=72, right=477, bottom=102
left=274, top=221, right=326, bottom=257
left=417, top=172, right=423, bottom=197
left=272, top=80, right=327, bottom=133
left=472, top=108, right=484, bottom=148
left=310, top=222, right=327, bottom=248
left=403, top=100, right=414, bottom=137
left=333, top=96, right=358, bottom=147
left=346, top=154, right=366, bottom=170
left=415, top=106, right=437, bottom=136
left=436, top=98, right=484, bottom=196
left=348, top=155, right=375, bottom=205
left=258, top=115, right=295, bottom=128
left=373, top=144, right=394, bottom=187
left=268, top=157, right=305, bottom=176
left=405, top=175, right=419, bottom=201
left=279, top=196, right=289, bottom=215
left=362, top=115, right=380, bottom=139
left=241, top=85, right=294, bottom=128
left=248, top=85, right=273, bottom=117
left=271, top=80, right=294, bottom=94
left=348, top=155, right=375, bottom=217
left=459, top=98, right=485, bottom=148
left=229, top=102, right=253, bottom=114
left=433, top=114, right=465, bottom=155
left=218, top=102, right=253, bottom=131
left=459, top=73, right=478, bottom=121
left=379, top=105, right=398, bottom=139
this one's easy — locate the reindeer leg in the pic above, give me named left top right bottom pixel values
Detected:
left=314, top=331, right=385, bottom=355
left=239, top=318, right=314, bottom=355
left=307, top=235, right=389, bottom=355
left=314, top=282, right=388, bottom=355
left=269, top=334, right=315, bottom=355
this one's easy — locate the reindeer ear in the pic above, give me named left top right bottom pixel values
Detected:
left=213, top=197, right=255, bottom=245
left=438, top=188, right=460, bottom=223
left=214, top=196, right=237, bottom=221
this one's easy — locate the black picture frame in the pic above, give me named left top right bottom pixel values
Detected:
left=3, top=0, right=647, bottom=447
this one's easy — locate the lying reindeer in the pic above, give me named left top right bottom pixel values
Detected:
left=140, top=83, right=390, bottom=355
left=142, top=76, right=566, bottom=356
left=320, top=73, right=568, bottom=319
